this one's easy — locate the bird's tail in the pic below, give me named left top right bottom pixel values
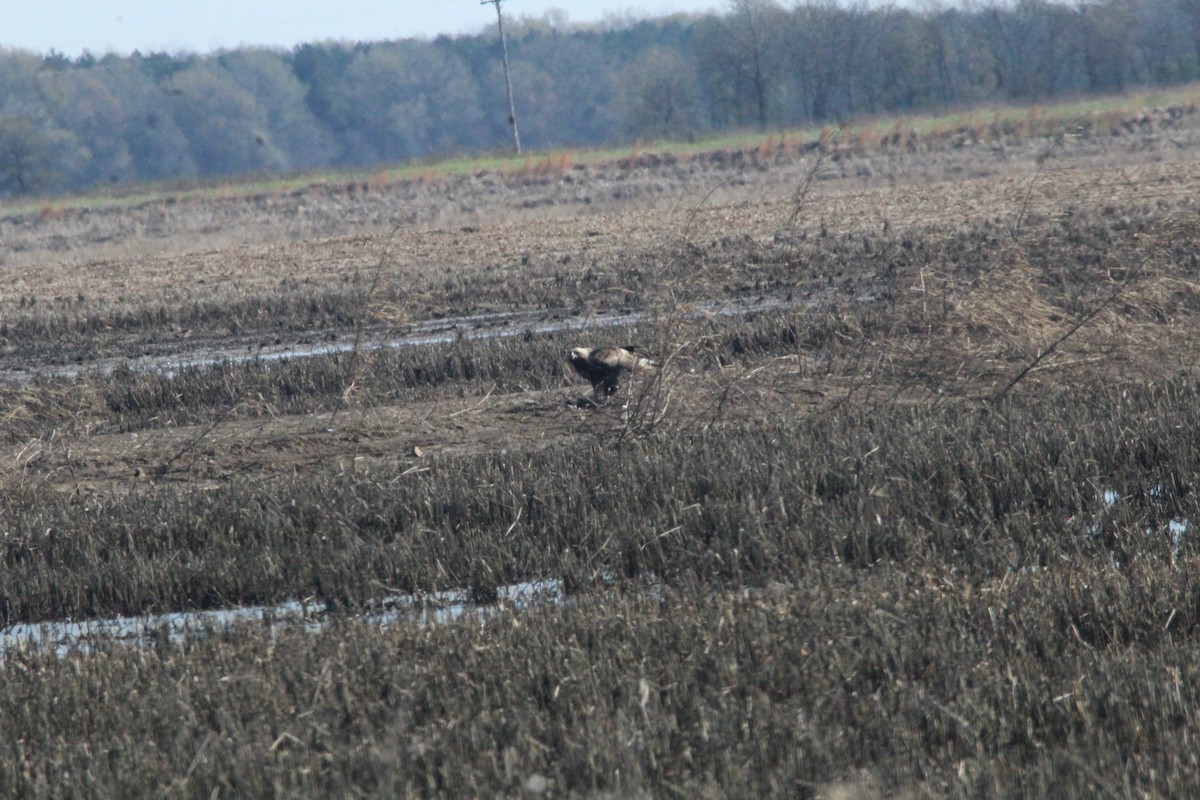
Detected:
left=622, top=345, right=656, bottom=368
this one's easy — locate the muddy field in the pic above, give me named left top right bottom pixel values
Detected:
left=1, top=113, right=1198, bottom=489
left=2, top=107, right=1200, bottom=797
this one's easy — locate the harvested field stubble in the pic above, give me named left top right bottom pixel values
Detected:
left=0, top=131, right=1198, bottom=372
left=3, top=565, right=1200, bottom=797
left=1, top=379, right=1198, bottom=625
left=4, top=106, right=1200, bottom=796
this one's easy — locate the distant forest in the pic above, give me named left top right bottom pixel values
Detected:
left=1, top=0, right=1197, bottom=196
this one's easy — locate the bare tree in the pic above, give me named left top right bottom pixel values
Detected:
left=619, top=47, right=703, bottom=140
left=723, top=0, right=787, bottom=129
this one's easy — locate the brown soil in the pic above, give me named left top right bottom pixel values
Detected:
left=3, top=117, right=1200, bottom=494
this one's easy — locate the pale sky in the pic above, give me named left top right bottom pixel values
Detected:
left=6, top=0, right=722, bottom=57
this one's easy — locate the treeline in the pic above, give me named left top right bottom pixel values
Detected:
left=1, top=0, right=1198, bottom=196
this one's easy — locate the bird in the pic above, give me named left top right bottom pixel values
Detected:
left=568, top=346, right=655, bottom=401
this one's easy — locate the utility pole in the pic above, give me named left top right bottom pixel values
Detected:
left=482, top=0, right=522, bottom=155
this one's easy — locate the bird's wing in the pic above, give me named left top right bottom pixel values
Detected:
left=589, top=347, right=625, bottom=368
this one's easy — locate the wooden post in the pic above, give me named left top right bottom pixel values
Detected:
left=482, top=0, right=522, bottom=156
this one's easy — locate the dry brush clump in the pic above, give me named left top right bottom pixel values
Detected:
left=780, top=204, right=1200, bottom=399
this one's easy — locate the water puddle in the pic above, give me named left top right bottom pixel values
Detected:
left=1092, top=485, right=1189, bottom=554
left=0, top=578, right=563, bottom=658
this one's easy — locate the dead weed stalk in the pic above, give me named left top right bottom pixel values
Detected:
left=620, top=126, right=847, bottom=436
left=334, top=222, right=409, bottom=418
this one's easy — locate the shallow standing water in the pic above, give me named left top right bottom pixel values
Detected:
left=0, top=578, right=565, bottom=657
